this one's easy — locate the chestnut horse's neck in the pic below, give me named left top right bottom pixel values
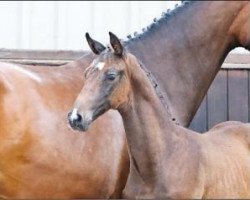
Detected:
left=119, top=59, right=181, bottom=191
left=125, top=1, right=249, bottom=126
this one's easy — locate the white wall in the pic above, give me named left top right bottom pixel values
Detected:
left=0, top=1, right=248, bottom=54
left=0, top=1, right=180, bottom=50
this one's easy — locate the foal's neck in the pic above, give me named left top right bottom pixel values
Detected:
left=119, top=60, right=181, bottom=187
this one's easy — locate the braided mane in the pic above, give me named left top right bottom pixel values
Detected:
left=124, top=1, right=195, bottom=43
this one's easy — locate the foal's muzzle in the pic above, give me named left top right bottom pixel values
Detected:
left=68, top=111, right=84, bottom=131
left=68, top=111, right=92, bottom=132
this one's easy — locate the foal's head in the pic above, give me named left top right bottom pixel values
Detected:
left=68, top=32, right=137, bottom=132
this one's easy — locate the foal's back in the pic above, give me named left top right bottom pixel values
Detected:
left=163, top=121, right=250, bottom=198
left=198, top=121, right=250, bottom=198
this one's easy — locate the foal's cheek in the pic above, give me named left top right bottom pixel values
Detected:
left=109, top=87, right=128, bottom=109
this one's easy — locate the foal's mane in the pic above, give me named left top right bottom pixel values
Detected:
left=124, top=52, right=175, bottom=122
left=124, top=1, right=195, bottom=44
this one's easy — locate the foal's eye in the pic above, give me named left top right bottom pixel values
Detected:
left=106, top=72, right=117, bottom=81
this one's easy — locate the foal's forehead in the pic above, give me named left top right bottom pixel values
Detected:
left=92, top=60, right=105, bottom=71
left=92, top=53, right=123, bottom=70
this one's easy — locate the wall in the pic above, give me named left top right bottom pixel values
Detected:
left=190, top=54, right=250, bottom=132
left=0, top=1, right=182, bottom=50
left=0, top=1, right=248, bottom=54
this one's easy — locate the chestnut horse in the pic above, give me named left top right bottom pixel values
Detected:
left=1, top=1, right=250, bottom=198
left=69, top=32, right=250, bottom=198
left=0, top=59, right=129, bottom=198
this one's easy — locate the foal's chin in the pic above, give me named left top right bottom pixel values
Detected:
left=78, top=111, right=95, bottom=132
left=77, top=107, right=108, bottom=132
left=81, top=122, right=91, bottom=132
left=74, top=120, right=92, bottom=132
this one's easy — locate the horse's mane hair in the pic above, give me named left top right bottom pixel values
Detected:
left=124, top=1, right=196, bottom=44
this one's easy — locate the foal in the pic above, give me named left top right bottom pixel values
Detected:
left=69, top=32, right=250, bottom=198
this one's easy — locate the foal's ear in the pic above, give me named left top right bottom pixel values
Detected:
left=109, top=32, right=123, bottom=57
left=85, top=33, right=106, bottom=55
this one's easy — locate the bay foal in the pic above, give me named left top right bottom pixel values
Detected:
left=69, top=32, right=250, bottom=198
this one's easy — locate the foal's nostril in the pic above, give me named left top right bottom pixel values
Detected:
left=75, top=113, right=82, bottom=122
left=68, top=110, right=87, bottom=131
left=68, top=111, right=82, bottom=124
